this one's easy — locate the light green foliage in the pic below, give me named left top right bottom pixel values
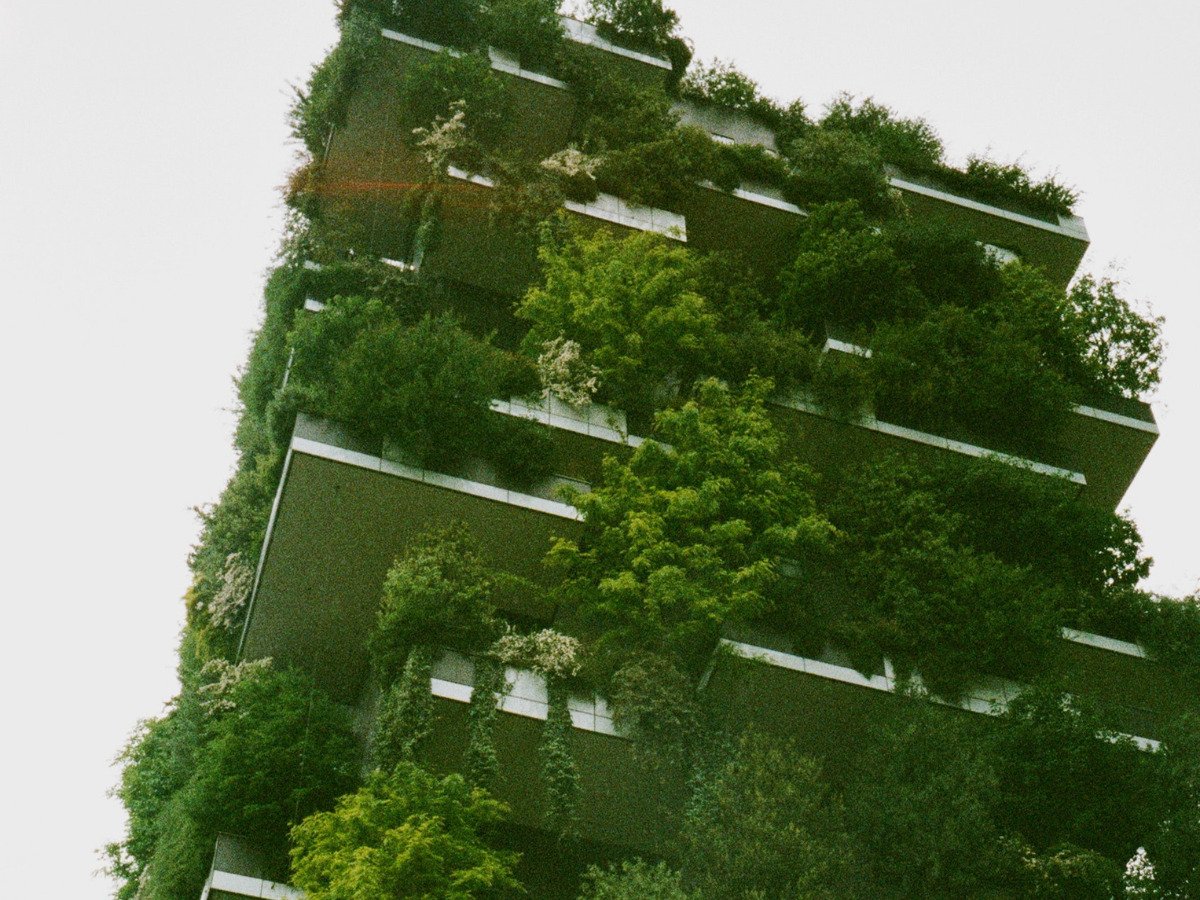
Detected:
left=372, top=647, right=435, bottom=770
left=777, top=202, right=918, bottom=332
left=1005, top=840, right=1123, bottom=898
left=370, top=526, right=499, bottom=684
left=549, top=378, right=835, bottom=677
left=682, top=732, right=852, bottom=898
left=579, top=860, right=692, bottom=899
left=290, top=763, right=524, bottom=898
left=518, top=227, right=719, bottom=418
left=1066, top=274, right=1164, bottom=400
left=541, top=684, right=580, bottom=838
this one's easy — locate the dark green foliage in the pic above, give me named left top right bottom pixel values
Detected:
left=290, top=763, right=524, bottom=898
left=594, top=124, right=717, bottom=211
left=809, top=350, right=874, bottom=420
left=882, top=218, right=1004, bottom=312
left=939, top=156, right=1079, bottom=221
left=541, top=684, right=580, bottom=838
left=465, top=656, right=504, bottom=788
left=872, top=302, right=1074, bottom=457
left=110, top=664, right=358, bottom=898
left=679, top=59, right=780, bottom=126
left=387, top=0, right=486, bottom=48
left=485, top=0, right=564, bottom=72
left=784, top=128, right=896, bottom=214
left=682, top=732, right=851, bottom=898
left=820, top=93, right=945, bottom=176
left=292, top=7, right=382, bottom=157
left=1146, top=716, right=1200, bottom=895
left=831, top=458, right=1068, bottom=694
left=1066, top=274, right=1164, bottom=400
left=579, top=860, right=692, bottom=899
left=846, top=704, right=1006, bottom=898
left=586, top=0, right=681, bottom=55
left=608, top=652, right=701, bottom=760
left=372, top=646, right=435, bottom=769
left=991, top=685, right=1159, bottom=861
left=370, top=526, right=500, bottom=683
left=777, top=202, right=918, bottom=332
left=400, top=50, right=509, bottom=146
left=549, top=379, right=834, bottom=679
left=1140, top=594, right=1200, bottom=681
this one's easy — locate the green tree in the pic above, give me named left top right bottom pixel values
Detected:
left=290, top=763, right=524, bottom=898
left=370, top=526, right=500, bottom=684
left=1066, top=274, right=1164, bottom=400
left=682, top=732, right=852, bottom=898
left=777, top=202, right=918, bottom=333
left=549, top=378, right=835, bottom=679
left=517, top=227, right=719, bottom=420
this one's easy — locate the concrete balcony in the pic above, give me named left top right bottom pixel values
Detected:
left=235, top=411, right=639, bottom=702
left=887, top=168, right=1089, bottom=288
left=800, top=338, right=1158, bottom=510
left=200, top=835, right=300, bottom=900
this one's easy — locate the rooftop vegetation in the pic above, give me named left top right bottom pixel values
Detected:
left=110, top=0, right=1191, bottom=897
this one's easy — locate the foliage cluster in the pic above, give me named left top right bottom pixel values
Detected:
left=289, top=763, right=523, bottom=898
left=106, top=663, right=358, bottom=899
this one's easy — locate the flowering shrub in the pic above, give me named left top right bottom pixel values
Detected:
left=536, top=336, right=601, bottom=408
left=204, top=552, right=254, bottom=631
left=411, top=100, right=469, bottom=173
left=491, top=627, right=584, bottom=679
left=196, top=658, right=273, bottom=717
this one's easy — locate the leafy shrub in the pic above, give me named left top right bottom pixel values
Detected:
left=292, top=7, right=382, bottom=156
left=387, top=0, right=486, bottom=48
left=872, top=303, right=1074, bottom=458
left=941, top=156, right=1078, bottom=221
left=290, top=763, right=523, bottom=898
left=682, top=732, right=852, bottom=898
left=810, top=349, right=874, bottom=420
left=586, top=0, right=681, bottom=55
left=777, top=202, right=918, bottom=333
left=517, top=227, right=719, bottom=419
left=465, top=656, right=504, bottom=788
left=400, top=51, right=509, bottom=147
left=371, top=526, right=500, bottom=683
left=609, top=652, right=701, bottom=760
left=541, top=685, right=580, bottom=838
left=1140, top=594, right=1200, bottom=680
left=485, top=0, right=564, bottom=72
left=288, top=296, right=543, bottom=475
left=1066, top=274, right=1164, bottom=400
left=679, top=58, right=780, bottom=125
left=819, top=93, right=945, bottom=174
left=579, top=860, right=692, bottom=899
left=372, top=646, right=435, bottom=769
left=882, top=218, right=1005, bottom=312
left=784, top=128, right=896, bottom=214
left=832, top=458, right=1069, bottom=694
left=549, top=379, right=834, bottom=678
left=594, top=124, right=717, bottom=210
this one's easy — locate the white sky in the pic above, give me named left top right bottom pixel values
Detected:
left=1, top=1, right=1195, bottom=896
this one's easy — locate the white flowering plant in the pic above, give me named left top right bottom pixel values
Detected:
left=412, top=100, right=470, bottom=174
left=491, top=627, right=584, bottom=680
left=197, top=657, right=273, bottom=717
left=537, top=336, right=600, bottom=408
left=206, top=552, right=254, bottom=631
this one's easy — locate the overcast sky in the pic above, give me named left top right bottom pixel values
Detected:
left=1, top=2, right=1196, bottom=896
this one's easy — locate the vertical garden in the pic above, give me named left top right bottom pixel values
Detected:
left=107, top=0, right=1200, bottom=897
